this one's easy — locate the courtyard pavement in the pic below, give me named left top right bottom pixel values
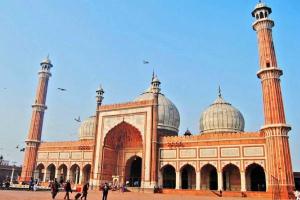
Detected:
left=0, top=190, right=272, bottom=200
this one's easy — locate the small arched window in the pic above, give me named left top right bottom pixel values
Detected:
left=264, top=12, right=268, bottom=18
left=256, top=14, right=259, bottom=20
left=266, top=62, right=270, bottom=68
left=260, top=12, right=264, bottom=19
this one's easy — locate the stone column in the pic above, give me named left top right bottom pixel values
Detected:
left=55, top=169, right=60, bottom=179
left=241, top=171, right=246, bottom=192
left=196, top=171, right=201, bottom=190
left=218, top=171, right=223, bottom=191
left=176, top=171, right=181, bottom=189
left=79, top=169, right=83, bottom=184
left=43, top=170, right=47, bottom=182
left=66, top=169, right=70, bottom=182
left=158, top=170, right=163, bottom=188
left=75, top=167, right=79, bottom=184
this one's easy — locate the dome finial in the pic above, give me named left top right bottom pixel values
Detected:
left=218, top=86, right=222, bottom=98
left=152, top=69, right=155, bottom=81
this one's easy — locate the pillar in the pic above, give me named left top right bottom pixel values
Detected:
left=66, top=169, right=70, bottom=182
left=43, top=171, right=47, bottom=182
left=241, top=171, right=246, bottom=192
left=196, top=171, right=201, bottom=190
left=176, top=171, right=181, bottom=189
left=150, top=75, right=160, bottom=187
left=55, top=169, right=59, bottom=179
left=10, top=167, right=15, bottom=184
left=218, top=171, right=223, bottom=191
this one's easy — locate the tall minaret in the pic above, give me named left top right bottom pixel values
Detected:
left=150, top=74, right=160, bottom=186
left=252, top=2, right=295, bottom=198
left=20, top=56, right=53, bottom=182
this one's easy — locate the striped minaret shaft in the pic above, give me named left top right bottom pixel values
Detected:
left=20, top=57, right=53, bottom=182
left=252, top=2, right=295, bottom=198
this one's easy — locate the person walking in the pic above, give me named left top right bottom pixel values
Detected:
left=29, top=177, right=34, bottom=191
left=81, top=183, right=89, bottom=200
left=102, top=183, right=109, bottom=200
left=50, top=179, right=60, bottom=200
left=64, top=180, right=72, bottom=200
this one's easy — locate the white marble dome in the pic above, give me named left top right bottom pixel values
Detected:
left=200, top=95, right=245, bottom=134
left=135, top=85, right=180, bottom=133
left=79, top=116, right=96, bottom=140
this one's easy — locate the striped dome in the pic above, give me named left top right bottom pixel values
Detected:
left=79, top=116, right=96, bottom=140
left=200, top=95, right=245, bottom=134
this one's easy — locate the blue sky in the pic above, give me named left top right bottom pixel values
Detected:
left=0, top=1, right=299, bottom=171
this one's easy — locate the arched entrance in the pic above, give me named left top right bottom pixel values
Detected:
left=181, top=164, right=196, bottom=189
left=70, top=164, right=80, bottom=184
left=82, top=164, right=91, bottom=184
left=200, top=164, right=217, bottom=190
left=35, top=163, right=45, bottom=181
left=222, top=164, right=241, bottom=191
left=102, top=122, right=143, bottom=184
left=46, top=164, right=56, bottom=182
left=161, top=165, right=176, bottom=189
left=57, top=164, right=68, bottom=183
left=125, top=156, right=142, bottom=187
left=246, top=164, right=266, bottom=191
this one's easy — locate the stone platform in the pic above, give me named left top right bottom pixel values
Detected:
left=0, top=189, right=272, bottom=200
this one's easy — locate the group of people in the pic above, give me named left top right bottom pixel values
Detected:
left=49, top=178, right=89, bottom=200
left=0, top=180, right=11, bottom=189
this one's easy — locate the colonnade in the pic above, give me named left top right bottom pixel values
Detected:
left=159, top=163, right=266, bottom=192
left=34, top=163, right=91, bottom=185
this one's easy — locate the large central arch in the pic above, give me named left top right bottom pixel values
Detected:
left=101, top=121, right=143, bottom=185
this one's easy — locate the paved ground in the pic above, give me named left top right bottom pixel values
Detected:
left=0, top=190, right=271, bottom=200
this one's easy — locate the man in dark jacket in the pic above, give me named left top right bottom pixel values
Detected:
left=50, top=179, right=60, bottom=200
left=102, top=183, right=109, bottom=200
left=64, top=180, right=72, bottom=200
left=81, top=183, right=89, bottom=200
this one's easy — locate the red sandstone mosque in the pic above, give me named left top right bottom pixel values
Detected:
left=20, top=2, right=295, bottom=199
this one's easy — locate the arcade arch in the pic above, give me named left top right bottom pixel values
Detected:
left=245, top=163, right=266, bottom=191
left=82, top=164, right=91, bottom=184
left=200, top=164, right=217, bottom=190
left=35, top=163, right=45, bottom=181
left=222, top=164, right=241, bottom=191
left=180, top=164, right=196, bottom=189
left=46, top=164, right=56, bottom=182
left=57, top=164, right=68, bottom=183
left=161, top=164, right=176, bottom=189
left=70, top=164, right=80, bottom=184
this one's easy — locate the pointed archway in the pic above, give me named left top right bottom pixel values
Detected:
left=181, top=164, right=196, bottom=189
left=101, top=121, right=143, bottom=184
left=222, top=164, right=241, bottom=191
left=57, top=164, right=67, bottom=184
left=35, top=163, right=45, bottom=181
left=70, top=164, right=80, bottom=184
left=125, top=156, right=142, bottom=187
left=82, top=164, right=91, bottom=184
left=161, top=165, right=176, bottom=189
left=46, top=164, right=56, bottom=182
left=200, top=164, right=218, bottom=190
left=246, top=163, right=266, bottom=191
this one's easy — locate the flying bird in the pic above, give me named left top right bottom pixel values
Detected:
left=16, top=145, right=19, bottom=149
left=57, top=88, right=67, bottom=91
left=74, top=116, right=81, bottom=122
left=143, top=60, right=149, bottom=64
left=20, top=148, right=25, bottom=152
